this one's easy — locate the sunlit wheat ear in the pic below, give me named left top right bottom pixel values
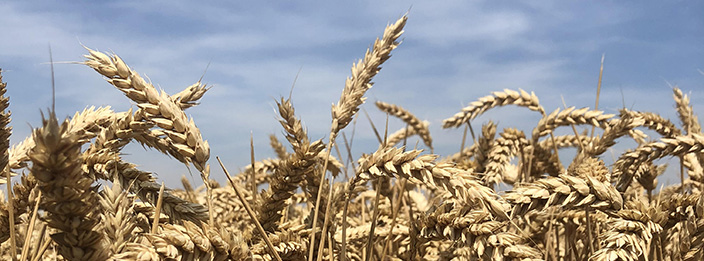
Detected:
left=29, top=111, right=108, bottom=260
left=375, top=101, right=433, bottom=150
left=673, top=87, right=701, bottom=135
left=615, top=133, right=704, bottom=192
left=584, top=113, right=647, bottom=156
left=330, top=15, right=407, bottom=136
left=591, top=202, right=665, bottom=261
left=313, top=15, right=407, bottom=261
left=83, top=47, right=213, bottom=222
left=531, top=107, right=615, bottom=144
left=255, top=97, right=324, bottom=233
left=442, top=89, right=544, bottom=129
left=83, top=109, right=208, bottom=223
left=482, top=128, right=528, bottom=187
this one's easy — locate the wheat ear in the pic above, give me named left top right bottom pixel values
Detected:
left=354, top=147, right=509, bottom=220
left=84, top=110, right=208, bottom=223
left=619, top=108, right=682, bottom=138
left=591, top=202, right=664, bottom=261
left=311, top=15, right=407, bottom=261
left=531, top=107, right=615, bottom=144
left=483, top=128, right=528, bottom=186
left=83, top=48, right=212, bottom=223
left=257, top=97, right=324, bottom=233
left=269, top=134, right=289, bottom=159
left=375, top=101, right=433, bottom=150
left=672, top=87, right=704, bottom=183
left=673, top=87, right=701, bottom=134
left=0, top=69, right=20, bottom=247
left=585, top=113, right=647, bottom=156
left=98, top=181, right=137, bottom=255
left=442, top=89, right=544, bottom=129
left=29, top=111, right=108, bottom=260
left=0, top=69, right=10, bottom=175
left=8, top=106, right=114, bottom=181
left=615, top=133, right=704, bottom=192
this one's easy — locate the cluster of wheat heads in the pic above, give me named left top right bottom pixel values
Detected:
left=1, top=14, right=704, bottom=261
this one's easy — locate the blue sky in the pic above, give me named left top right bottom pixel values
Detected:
left=1, top=1, right=702, bottom=188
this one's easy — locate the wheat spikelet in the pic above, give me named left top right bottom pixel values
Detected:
left=29, top=111, right=108, bottom=260
left=171, top=81, right=210, bottom=110
left=442, top=89, right=544, bottom=129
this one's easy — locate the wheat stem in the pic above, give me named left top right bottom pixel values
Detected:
left=218, top=157, right=282, bottom=261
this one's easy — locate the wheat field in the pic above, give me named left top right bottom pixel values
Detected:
left=1, top=15, right=703, bottom=261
